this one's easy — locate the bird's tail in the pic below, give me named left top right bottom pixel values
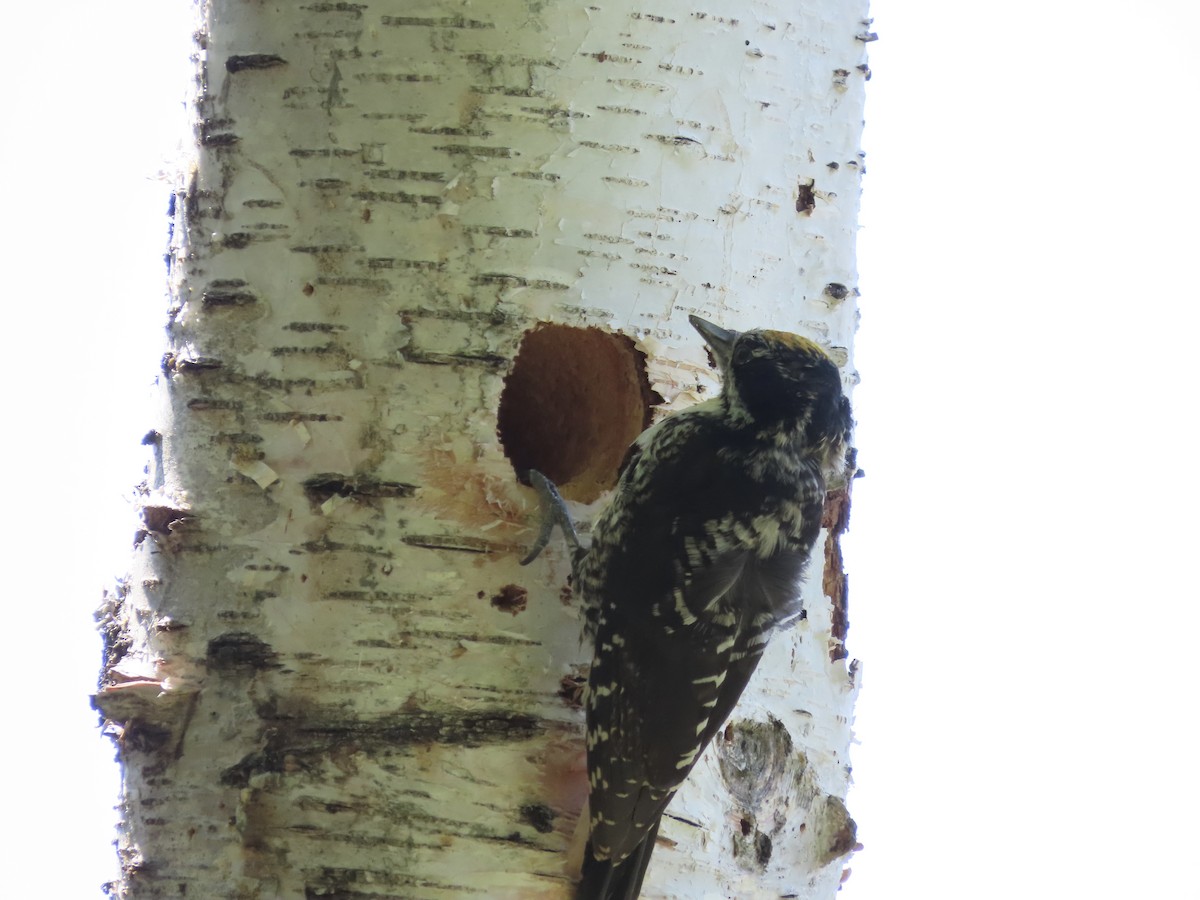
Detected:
left=576, top=819, right=662, bottom=900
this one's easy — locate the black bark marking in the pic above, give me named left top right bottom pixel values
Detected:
left=206, top=633, right=280, bottom=672
left=519, top=803, right=556, bottom=834
left=490, top=584, right=528, bottom=616
left=220, top=711, right=543, bottom=787
left=796, top=179, right=816, bottom=214
left=226, top=54, right=288, bottom=73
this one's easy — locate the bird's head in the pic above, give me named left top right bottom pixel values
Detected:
left=689, top=315, right=853, bottom=463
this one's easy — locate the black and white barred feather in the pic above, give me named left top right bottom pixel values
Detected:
left=530, top=316, right=852, bottom=900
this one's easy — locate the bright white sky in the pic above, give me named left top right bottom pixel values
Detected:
left=3, top=2, right=1197, bottom=898
left=848, top=2, right=1200, bottom=898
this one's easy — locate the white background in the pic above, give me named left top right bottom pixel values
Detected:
left=2, top=2, right=1196, bottom=897
left=849, top=3, right=1200, bottom=898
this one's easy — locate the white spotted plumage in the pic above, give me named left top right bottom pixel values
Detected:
left=532, top=316, right=852, bottom=900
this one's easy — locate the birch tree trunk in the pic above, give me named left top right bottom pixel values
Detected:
left=95, top=2, right=869, bottom=897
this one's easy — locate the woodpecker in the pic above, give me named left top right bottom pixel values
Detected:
left=524, top=315, right=853, bottom=900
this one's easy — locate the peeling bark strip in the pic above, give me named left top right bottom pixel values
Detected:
left=96, top=1, right=867, bottom=897
left=823, top=457, right=858, bottom=663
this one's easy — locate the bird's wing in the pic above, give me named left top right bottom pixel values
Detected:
left=585, top=548, right=770, bottom=863
left=581, top=411, right=820, bottom=868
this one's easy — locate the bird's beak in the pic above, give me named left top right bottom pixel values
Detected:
left=688, top=315, right=737, bottom=371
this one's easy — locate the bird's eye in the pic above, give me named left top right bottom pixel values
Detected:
left=732, top=343, right=753, bottom=365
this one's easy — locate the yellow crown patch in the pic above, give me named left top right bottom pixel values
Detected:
left=761, top=330, right=828, bottom=358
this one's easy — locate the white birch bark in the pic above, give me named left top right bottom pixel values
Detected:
left=95, top=1, right=869, bottom=897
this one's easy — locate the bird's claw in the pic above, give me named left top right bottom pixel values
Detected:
left=521, top=470, right=581, bottom=565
